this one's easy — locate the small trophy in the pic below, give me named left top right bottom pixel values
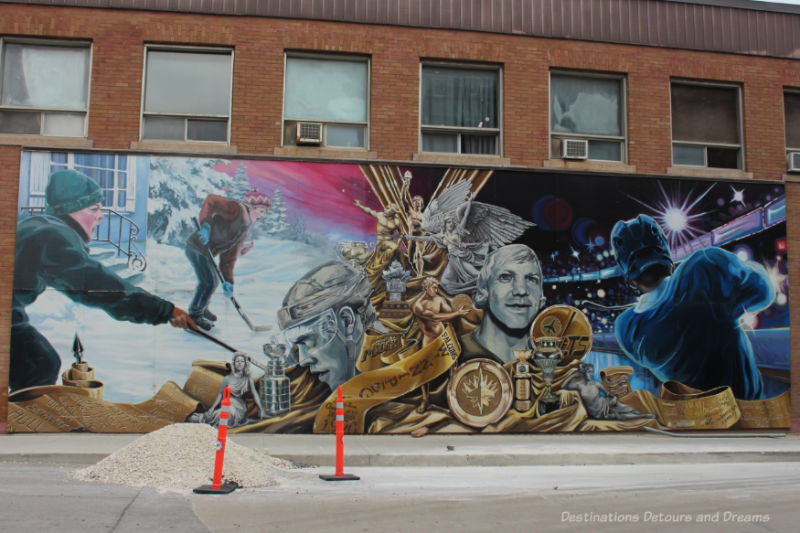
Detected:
left=512, top=349, right=533, bottom=412
left=531, top=336, right=563, bottom=414
left=336, top=241, right=369, bottom=266
left=379, top=260, right=412, bottom=319
left=259, top=343, right=291, bottom=417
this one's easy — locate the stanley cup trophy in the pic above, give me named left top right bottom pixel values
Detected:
left=531, top=336, right=563, bottom=415
left=259, top=343, right=291, bottom=417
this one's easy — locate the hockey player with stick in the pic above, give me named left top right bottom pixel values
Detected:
left=185, top=190, right=270, bottom=330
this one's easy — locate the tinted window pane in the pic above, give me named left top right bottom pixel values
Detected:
left=461, top=134, right=497, bottom=155
left=326, top=124, right=365, bottom=147
left=50, top=152, right=68, bottom=165
left=422, top=132, right=458, bottom=152
left=588, top=140, right=622, bottom=161
left=671, top=84, right=739, bottom=144
left=707, top=147, right=740, bottom=169
left=43, top=112, right=84, bottom=136
left=142, top=116, right=185, bottom=140
left=144, top=51, right=231, bottom=115
left=551, top=75, right=621, bottom=136
left=187, top=119, right=228, bottom=141
left=284, top=57, right=368, bottom=122
left=421, top=67, right=498, bottom=128
left=2, top=44, right=89, bottom=109
left=0, top=110, right=40, bottom=134
left=673, top=144, right=705, bottom=166
left=785, top=92, right=800, bottom=148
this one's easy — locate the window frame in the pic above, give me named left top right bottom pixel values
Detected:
left=281, top=51, right=371, bottom=150
left=0, top=37, right=92, bottom=137
left=548, top=69, right=627, bottom=163
left=139, top=44, right=234, bottom=144
left=418, top=61, right=503, bottom=156
left=669, top=79, right=744, bottom=170
left=27, top=151, right=136, bottom=212
left=784, top=87, right=800, bottom=153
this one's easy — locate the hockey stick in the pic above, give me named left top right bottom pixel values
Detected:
left=187, top=323, right=240, bottom=352
left=192, top=217, right=272, bottom=332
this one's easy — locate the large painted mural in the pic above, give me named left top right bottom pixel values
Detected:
left=7, top=151, right=791, bottom=433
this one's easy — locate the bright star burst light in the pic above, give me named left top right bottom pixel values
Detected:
left=731, top=186, right=745, bottom=205
left=664, top=208, right=687, bottom=232
left=627, top=181, right=715, bottom=249
left=764, top=261, right=787, bottom=295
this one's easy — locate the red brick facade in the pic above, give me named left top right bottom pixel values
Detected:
left=1, top=4, right=798, bottom=429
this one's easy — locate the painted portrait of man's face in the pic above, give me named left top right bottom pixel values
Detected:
left=486, top=257, right=544, bottom=330
left=283, top=309, right=351, bottom=390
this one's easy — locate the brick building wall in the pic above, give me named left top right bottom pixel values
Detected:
left=0, top=4, right=798, bottom=429
left=0, top=145, right=20, bottom=433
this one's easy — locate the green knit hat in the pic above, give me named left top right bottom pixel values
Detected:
left=45, top=169, right=104, bottom=216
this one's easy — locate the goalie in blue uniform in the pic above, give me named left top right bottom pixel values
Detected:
left=610, top=214, right=773, bottom=400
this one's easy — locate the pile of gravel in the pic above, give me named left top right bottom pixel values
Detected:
left=75, top=423, right=295, bottom=492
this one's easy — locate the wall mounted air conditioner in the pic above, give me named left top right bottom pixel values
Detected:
left=296, top=122, right=323, bottom=145
left=561, top=139, right=589, bottom=160
left=787, top=151, right=800, bottom=173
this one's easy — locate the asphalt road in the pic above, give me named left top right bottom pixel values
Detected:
left=2, top=462, right=798, bottom=532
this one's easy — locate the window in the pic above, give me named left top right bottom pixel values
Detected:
left=283, top=54, right=369, bottom=148
left=420, top=64, right=500, bottom=155
left=671, top=81, right=742, bottom=169
left=0, top=40, right=90, bottom=137
left=142, top=47, right=232, bottom=142
left=785, top=90, right=800, bottom=151
left=48, top=152, right=135, bottom=211
left=550, top=72, right=625, bottom=162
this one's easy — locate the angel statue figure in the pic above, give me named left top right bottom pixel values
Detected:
left=406, top=181, right=535, bottom=295
left=187, top=352, right=265, bottom=428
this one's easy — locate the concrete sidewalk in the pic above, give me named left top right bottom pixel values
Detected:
left=1, top=429, right=799, bottom=467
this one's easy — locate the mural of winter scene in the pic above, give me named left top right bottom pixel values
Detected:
left=7, top=151, right=791, bottom=433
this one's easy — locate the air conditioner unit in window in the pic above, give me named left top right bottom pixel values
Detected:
left=296, top=122, right=323, bottom=145
left=561, top=139, right=589, bottom=160
left=787, top=151, right=800, bottom=173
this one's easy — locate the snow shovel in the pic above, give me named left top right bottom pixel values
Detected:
left=192, top=217, right=272, bottom=332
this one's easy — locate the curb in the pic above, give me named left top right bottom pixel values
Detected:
left=4, top=450, right=800, bottom=467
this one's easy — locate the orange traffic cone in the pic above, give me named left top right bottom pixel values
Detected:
left=320, top=386, right=360, bottom=481
left=194, top=386, right=238, bottom=494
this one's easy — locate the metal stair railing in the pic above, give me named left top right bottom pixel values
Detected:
left=19, top=206, right=147, bottom=272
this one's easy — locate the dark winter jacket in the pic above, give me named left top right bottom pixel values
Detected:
left=186, top=194, right=250, bottom=282
left=12, top=214, right=174, bottom=327
left=614, top=247, right=771, bottom=400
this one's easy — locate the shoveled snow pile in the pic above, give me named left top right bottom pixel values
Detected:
left=74, top=423, right=296, bottom=492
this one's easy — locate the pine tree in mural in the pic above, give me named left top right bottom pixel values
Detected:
left=147, top=157, right=230, bottom=246
left=227, top=162, right=252, bottom=201
left=262, top=185, right=289, bottom=237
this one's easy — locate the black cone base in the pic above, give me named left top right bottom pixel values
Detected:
left=319, top=473, right=360, bottom=481
left=193, top=481, right=238, bottom=494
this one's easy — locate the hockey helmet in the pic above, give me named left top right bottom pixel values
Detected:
left=277, top=261, right=373, bottom=330
left=610, top=214, right=672, bottom=282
